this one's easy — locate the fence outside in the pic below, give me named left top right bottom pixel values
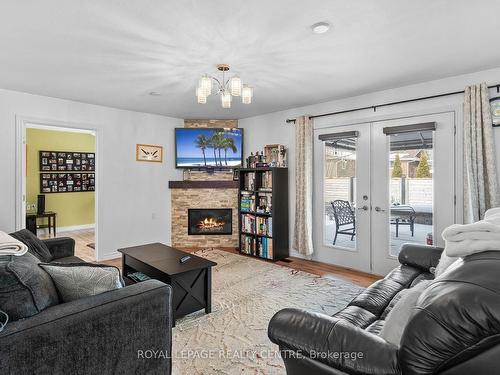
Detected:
left=325, top=177, right=433, bottom=208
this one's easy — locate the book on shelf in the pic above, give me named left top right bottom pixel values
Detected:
left=257, top=237, right=273, bottom=259
left=243, top=172, right=255, bottom=191
left=256, top=216, right=272, bottom=237
left=260, top=171, right=273, bottom=190
left=256, top=192, right=272, bottom=213
left=241, top=213, right=256, bottom=234
left=240, top=192, right=256, bottom=212
left=241, top=234, right=256, bottom=256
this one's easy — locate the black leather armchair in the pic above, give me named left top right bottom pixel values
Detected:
left=268, top=244, right=500, bottom=375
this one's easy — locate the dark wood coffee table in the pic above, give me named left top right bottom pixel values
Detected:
left=117, top=243, right=217, bottom=321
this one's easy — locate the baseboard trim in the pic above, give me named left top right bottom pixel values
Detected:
left=97, top=251, right=121, bottom=262
left=57, top=224, right=95, bottom=233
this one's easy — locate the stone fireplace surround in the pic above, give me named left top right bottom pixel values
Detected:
left=169, top=119, right=239, bottom=250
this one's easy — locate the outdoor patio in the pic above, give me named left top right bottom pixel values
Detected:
left=324, top=216, right=432, bottom=257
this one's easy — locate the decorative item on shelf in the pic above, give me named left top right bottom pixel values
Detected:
left=196, top=64, right=253, bottom=109
left=490, top=96, right=500, bottom=126
left=246, top=151, right=267, bottom=168
left=136, top=144, right=163, bottom=162
left=264, top=144, right=287, bottom=167
left=232, top=168, right=239, bottom=181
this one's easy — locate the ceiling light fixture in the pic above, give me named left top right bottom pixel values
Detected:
left=196, top=64, right=253, bottom=109
left=149, top=91, right=161, bottom=96
left=311, top=21, right=330, bottom=34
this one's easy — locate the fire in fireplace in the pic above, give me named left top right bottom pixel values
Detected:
left=188, top=209, right=232, bottom=235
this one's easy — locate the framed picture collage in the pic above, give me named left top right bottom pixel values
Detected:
left=39, top=151, right=95, bottom=193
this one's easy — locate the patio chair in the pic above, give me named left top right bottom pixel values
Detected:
left=331, top=200, right=356, bottom=245
left=390, top=205, right=416, bottom=237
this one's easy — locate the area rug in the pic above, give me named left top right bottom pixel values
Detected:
left=172, top=249, right=363, bottom=375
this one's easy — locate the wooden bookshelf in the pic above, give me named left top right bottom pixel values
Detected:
left=238, top=167, right=289, bottom=261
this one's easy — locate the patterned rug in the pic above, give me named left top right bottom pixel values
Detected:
left=172, top=249, right=363, bottom=374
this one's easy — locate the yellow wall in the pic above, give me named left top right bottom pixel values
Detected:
left=27, top=128, right=95, bottom=228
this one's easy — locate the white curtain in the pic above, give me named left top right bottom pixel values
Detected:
left=464, top=82, right=500, bottom=222
left=292, top=115, right=314, bottom=256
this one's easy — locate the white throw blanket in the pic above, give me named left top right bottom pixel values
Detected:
left=442, top=208, right=500, bottom=257
left=0, top=231, right=28, bottom=256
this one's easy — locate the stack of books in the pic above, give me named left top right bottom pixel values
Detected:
left=258, top=237, right=273, bottom=259
left=257, top=192, right=272, bottom=213
left=243, top=172, right=256, bottom=191
left=259, top=171, right=273, bottom=190
left=241, top=214, right=256, bottom=234
left=240, top=192, right=256, bottom=212
left=256, top=216, right=272, bottom=237
left=241, top=235, right=256, bottom=255
left=127, top=271, right=151, bottom=283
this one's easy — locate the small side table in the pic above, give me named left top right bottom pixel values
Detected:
left=26, top=211, right=57, bottom=237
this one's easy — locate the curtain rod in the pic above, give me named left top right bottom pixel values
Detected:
left=285, top=83, right=500, bottom=124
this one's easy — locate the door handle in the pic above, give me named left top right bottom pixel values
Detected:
left=357, top=205, right=369, bottom=211
left=374, top=206, right=385, bottom=212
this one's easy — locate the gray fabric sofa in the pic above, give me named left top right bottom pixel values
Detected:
left=0, top=236, right=173, bottom=375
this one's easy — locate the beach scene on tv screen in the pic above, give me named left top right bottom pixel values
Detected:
left=176, top=128, right=243, bottom=167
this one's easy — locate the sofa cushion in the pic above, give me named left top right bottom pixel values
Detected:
left=379, top=280, right=432, bottom=346
left=39, top=263, right=124, bottom=302
left=9, top=229, right=53, bottom=262
left=333, top=305, right=377, bottom=329
left=0, top=252, right=59, bottom=321
left=348, top=278, right=403, bottom=316
left=55, top=255, right=84, bottom=264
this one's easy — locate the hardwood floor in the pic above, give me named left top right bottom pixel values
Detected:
left=43, top=229, right=380, bottom=287
left=39, top=228, right=95, bottom=262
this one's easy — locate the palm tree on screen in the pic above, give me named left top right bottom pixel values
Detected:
left=195, top=135, right=210, bottom=166
left=221, top=137, right=237, bottom=165
left=210, top=131, right=225, bottom=166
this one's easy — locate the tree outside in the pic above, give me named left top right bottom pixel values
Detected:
left=392, top=154, right=403, bottom=177
left=415, top=151, right=431, bottom=178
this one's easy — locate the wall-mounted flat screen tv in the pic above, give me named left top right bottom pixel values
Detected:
left=175, top=128, right=244, bottom=168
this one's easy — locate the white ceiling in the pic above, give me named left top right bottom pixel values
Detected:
left=1, top=0, right=500, bottom=119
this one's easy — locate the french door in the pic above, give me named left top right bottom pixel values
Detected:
left=313, top=112, right=456, bottom=275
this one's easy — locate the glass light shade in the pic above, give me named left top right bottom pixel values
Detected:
left=242, top=85, right=253, bottom=104
left=196, top=87, right=207, bottom=104
left=230, top=76, right=242, bottom=96
left=221, top=91, right=232, bottom=108
left=199, top=75, right=212, bottom=96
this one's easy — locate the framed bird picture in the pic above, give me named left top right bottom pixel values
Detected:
left=136, top=144, right=163, bottom=163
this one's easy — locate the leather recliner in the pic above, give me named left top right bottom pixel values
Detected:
left=268, top=244, right=500, bottom=374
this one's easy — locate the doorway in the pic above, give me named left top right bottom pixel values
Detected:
left=16, top=120, right=98, bottom=262
left=313, top=112, right=456, bottom=275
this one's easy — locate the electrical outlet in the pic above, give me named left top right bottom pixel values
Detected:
left=31, top=204, right=36, bottom=210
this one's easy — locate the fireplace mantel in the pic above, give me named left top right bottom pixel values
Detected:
left=168, top=180, right=238, bottom=189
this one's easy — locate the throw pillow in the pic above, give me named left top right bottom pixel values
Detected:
left=434, top=251, right=460, bottom=277
left=379, top=280, right=432, bottom=346
left=9, top=229, right=53, bottom=262
left=0, top=252, right=59, bottom=320
left=39, top=263, right=124, bottom=302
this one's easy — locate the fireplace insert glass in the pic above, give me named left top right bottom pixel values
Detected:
left=188, top=209, right=232, bottom=235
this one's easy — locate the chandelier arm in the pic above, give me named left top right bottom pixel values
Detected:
left=211, top=76, right=224, bottom=92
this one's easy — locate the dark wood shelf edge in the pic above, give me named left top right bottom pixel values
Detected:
left=168, top=180, right=239, bottom=189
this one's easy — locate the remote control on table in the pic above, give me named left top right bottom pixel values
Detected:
left=180, top=255, right=191, bottom=264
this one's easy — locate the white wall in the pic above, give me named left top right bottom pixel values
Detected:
left=0, top=89, right=183, bottom=260
left=240, top=66, right=500, bottom=256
